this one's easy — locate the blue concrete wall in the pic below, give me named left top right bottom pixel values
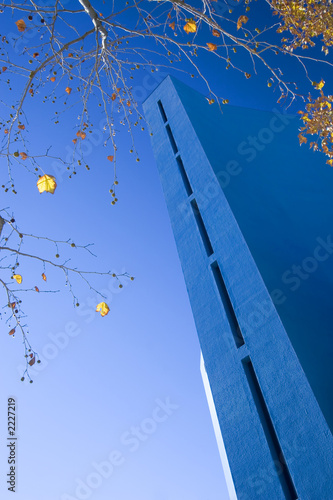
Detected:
left=143, top=76, right=333, bottom=500
left=169, top=77, right=333, bottom=434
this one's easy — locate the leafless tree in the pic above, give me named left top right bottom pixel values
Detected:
left=0, top=0, right=332, bottom=379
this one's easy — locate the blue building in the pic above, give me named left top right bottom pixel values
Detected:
left=143, top=76, right=333, bottom=499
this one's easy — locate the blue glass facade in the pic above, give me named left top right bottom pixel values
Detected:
left=143, top=76, right=333, bottom=499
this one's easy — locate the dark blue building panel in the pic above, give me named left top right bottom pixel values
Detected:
left=143, top=76, right=333, bottom=500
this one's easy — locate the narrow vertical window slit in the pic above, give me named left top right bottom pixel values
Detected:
left=165, top=124, right=178, bottom=154
left=242, top=357, right=298, bottom=500
left=211, top=262, right=245, bottom=348
left=176, top=156, right=192, bottom=196
left=157, top=100, right=168, bottom=123
left=191, top=200, right=213, bottom=256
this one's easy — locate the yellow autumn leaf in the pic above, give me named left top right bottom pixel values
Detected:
left=207, top=42, right=217, bottom=51
left=37, top=174, right=57, bottom=194
left=13, top=274, right=22, bottom=284
left=96, top=302, right=110, bottom=317
left=237, top=15, right=248, bottom=30
left=315, top=79, right=325, bottom=90
left=15, top=19, right=26, bottom=32
left=184, top=19, right=197, bottom=34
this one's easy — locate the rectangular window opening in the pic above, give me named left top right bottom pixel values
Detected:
left=165, top=124, right=178, bottom=154
left=211, top=262, right=245, bottom=348
left=191, top=200, right=213, bottom=257
left=176, top=156, right=192, bottom=196
left=157, top=100, right=168, bottom=123
left=242, top=357, right=298, bottom=500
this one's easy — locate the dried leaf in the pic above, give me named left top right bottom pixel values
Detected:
left=35, top=286, right=39, bottom=292
left=298, top=133, right=307, bottom=145
left=2, top=66, right=7, bottom=71
left=42, top=273, right=47, bottom=281
left=107, top=155, right=114, bottom=161
left=237, top=15, right=248, bottom=30
left=184, top=19, right=197, bottom=34
left=207, top=42, right=217, bottom=51
left=18, top=124, right=25, bottom=130
left=13, top=274, right=22, bottom=284
left=20, top=152, right=28, bottom=160
left=37, top=174, right=57, bottom=194
left=111, top=93, right=117, bottom=101
left=65, top=87, right=72, bottom=94
left=9, top=328, right=15, bottom=336
left=72, top=138, right=77, bottom=144
left=76, top=130, right=86, bottom=139
left=15, top=19, right=26, bottom=32
left=29, top=356, right=36, bottom=366
left=96, top=302, right=110, bottom=317
left=212, top=29, right=220, bottom=37
left=50, top=76, right=56, bottom=82
left=33, top=52, right=39, bottom=58
left=169, top=22, right=175, bottom=30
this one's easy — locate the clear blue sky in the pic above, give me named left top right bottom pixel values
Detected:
left=0, top=1, right=331, bottom=499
